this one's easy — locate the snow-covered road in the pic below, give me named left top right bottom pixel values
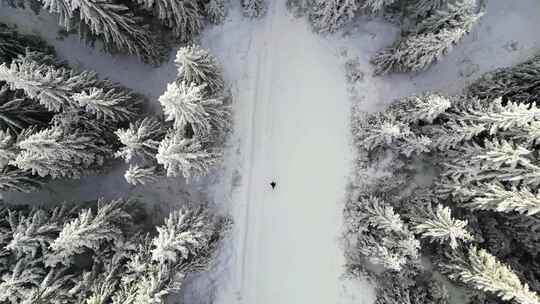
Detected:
left=205, top=2, right=372, bottom=303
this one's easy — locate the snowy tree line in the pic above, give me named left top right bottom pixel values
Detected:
left=2, top=0, right=232, bottom=64
left=288, top=0, right=484, bottom=74
left=115, top=44, right=231, bottom=185
left=347, top=53, right=540, bottom=304
left=0, top=24, right=147, bottom=192
left=0, top=18, right=232, bottom=304
left=0, top=198, right=228, bottom=304
left=0, top=24, right=233, bottom=190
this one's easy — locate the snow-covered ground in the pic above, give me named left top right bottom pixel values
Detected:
left=198, top=1, right=375, bottom=304
left=3, top=1, right=540, bottom=303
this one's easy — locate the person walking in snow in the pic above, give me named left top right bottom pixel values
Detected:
left=270, top=181, right=276, bottom=189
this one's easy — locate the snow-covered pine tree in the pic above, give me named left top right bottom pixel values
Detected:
left=0, top=53, right=143, bottom=123
left=11, top=126, right=112, bottom=179
left=309, top=0, right=360, bottom=33
left=73, top=86, right=141, bottom=122
left=175, top=45, right=225, bottom=94
left=467, top=183, right=540, bottom=216
left=0, top=85, right=52, bottom=134
left=501, top=214, right=540, bottom=257
left=39, top=0, right=165, bottom=64
left=124, top=164, right=158, bottom=185
left=423, top=97, right=540, bottom=150
left=0, top=258, right=43, bottom=303
left=115, top=117, right=166, bottom=164
left=0, top=54, right=98, bottom=112
left=354, top=112, right=431, bottom=157
left=135, top=0, right=203, bottom=41
left=205, top=0, right=227, bottom=24
left=356, top=195, right=406, bottom=233
left=363, top=0, right=396, bottom=13
left=353, top=66, right=540, bottom=303
left=425, top=119, right=485, bottom=150
left=412, top=0, right=480, bottom=35
left=50, top=199, right=130, bottom=265
left=23, top=268, right=76, bottom=304
left=389, top=93, right=451, bottom=124
left=371, top=0, right=483, bottom=74
left=0, top=200, right=227, bottom=304
left=352, top=196, right=420, bottom=272
left=0, top=23, right=55, bottom=64
left=410, top=203, right=473, bottom=249
left=0, top=129, right=17, bottom=168
left=373, top=270, right=450, bottom=304
left=0, top=168, right=43, bottom=192
left=242, top=0, right=266, bottom=18
left=407, top=0, right=449, bottom=18
left=442, top=246, right=540, bottom=304
left=156, top=132, right=220, bottom=181
left=5, top=208, right=61, bottom=257
left=159, top=81, right=229, bottom=138
left=151, top=206, right=215, bottom=264
left=2, top=0, right=42, bottom=14
left=440, top=138, right=539, bottom=190
left=468, top=53, right=540, bottom=104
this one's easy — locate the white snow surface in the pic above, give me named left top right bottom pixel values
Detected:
left=2, top=1, right=540, bottom=303
left=199, top=1, right=375, bottom=304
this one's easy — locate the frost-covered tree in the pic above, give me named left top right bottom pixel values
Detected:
left=407, top=0, right=449, bottom=18
left=156, top=133, right=219, bottom=181
left=0, top=54, right=142, bottom=123
left=363, top=0, right=396, bottom=13
left=0, top=23, right=54, bottom=64
left=411, top=204, right=473, bottom=249
left=372, top=270, right=450, bottom=304
left=350, top=196, right=420, bottom=272
left=353, top=52, right=540, bottom=304
left=425, top=97, right=540, bottom=149
left=389, top=93, right=451, bottom=124
left=115, top=117, right=166, bottom=164
left=0, top=200, right=227, bottom=304
left=356, top=195, right=406, bottom=233
left=468, top=53, right=540, bottom=104
left=5, top=208, right=61, bottom=257
left=309, top=0, right=359, bottom=33
left=174, top=45, right=225, bottom=94
left=205, top=0, right=227, bottom=24
left=0, top=168, right=43, bottom=192
left=124, top=164, right=158, bottom=186
left=11, top=126, right=112, bottom=179
left=50, top=199, right=129, bottom=264
left=114, top=118, right=166, bottom=185
left=354, top=112, right=431, bottom=157
left=242, top=0, right=266, bottom=18
left=73, top=87, right=141, bottom=122
left=0, top=85, right=52, bottom=134
left=0, top=55, right=98, bottom=112
left=371, top=0, right=483, bottom=74
left=151, top=207, right=215, bottom=264
left=467, top=183, right=540, bottom=216
left=440, top=138, right=539, bottom=191
left=353, top=87, right=540, bottom=303
left=0, top=258, right=43, bottom=303
left=159, top=81, right=229, bottom=138
left=442, top=246, right=540, bottom=304
left=0, top=129, right=17, bottom=168
left=39, top=0, right=165, bottom=63
left=136, top=0, right=203, bottom=41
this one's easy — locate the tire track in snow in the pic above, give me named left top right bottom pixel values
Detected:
left=233, top=1, right=279, bottom=303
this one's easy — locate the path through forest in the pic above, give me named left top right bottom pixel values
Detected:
left=207, top=1, right=370, bottom=303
